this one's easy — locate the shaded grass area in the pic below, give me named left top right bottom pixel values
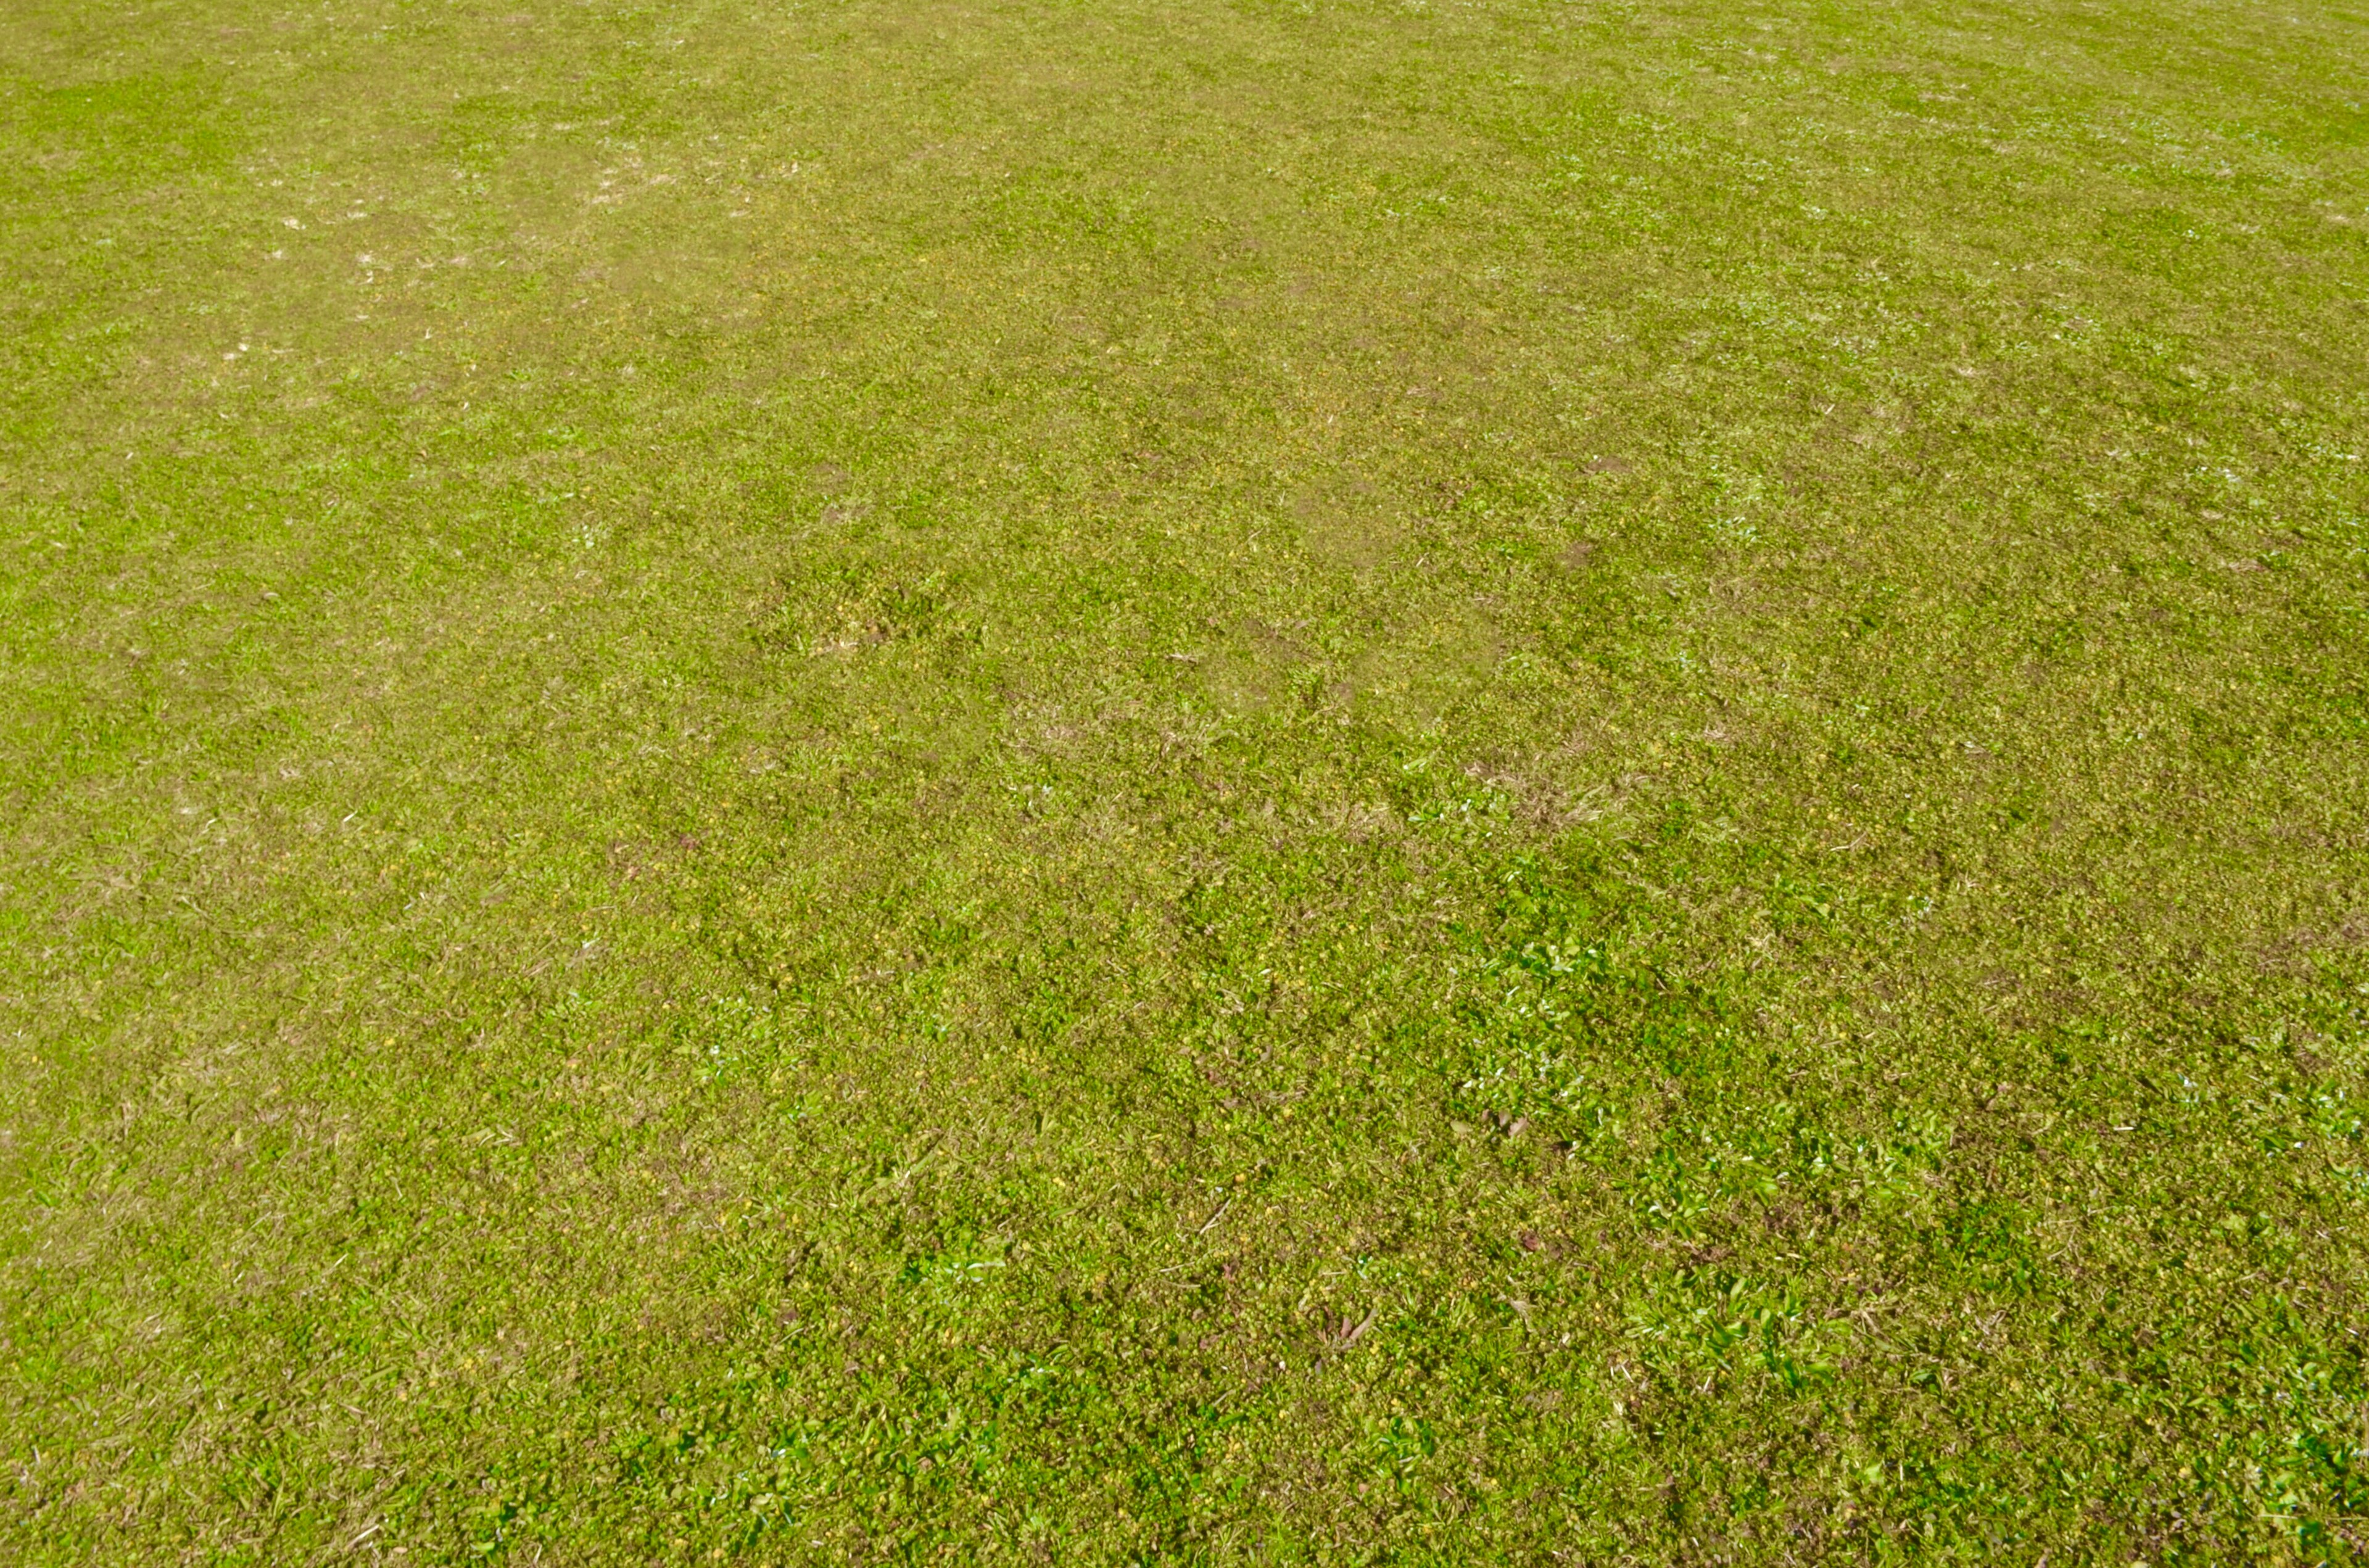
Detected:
left=4, top=0, right=2368, bottom=1559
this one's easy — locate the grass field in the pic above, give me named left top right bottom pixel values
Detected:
left=4, top=0, right=2368, bottom=1559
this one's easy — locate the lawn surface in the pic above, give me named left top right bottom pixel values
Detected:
left=6, top=0, right=2369, bottom=1560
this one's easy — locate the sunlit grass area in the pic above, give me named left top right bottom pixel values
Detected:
left=4, top=0, right=2368, bottom=1559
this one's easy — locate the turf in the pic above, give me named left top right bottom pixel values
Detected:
left=4, top=0, right=2368, bottom=1560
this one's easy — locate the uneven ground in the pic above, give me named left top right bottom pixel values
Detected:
left=4, top=0, right=2368, bottom=1560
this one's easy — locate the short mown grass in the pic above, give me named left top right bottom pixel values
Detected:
left=5, top=0, right=2368, bottom=1560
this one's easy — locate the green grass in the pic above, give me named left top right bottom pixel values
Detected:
left=4, top=0, right=2368, bottom=1559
